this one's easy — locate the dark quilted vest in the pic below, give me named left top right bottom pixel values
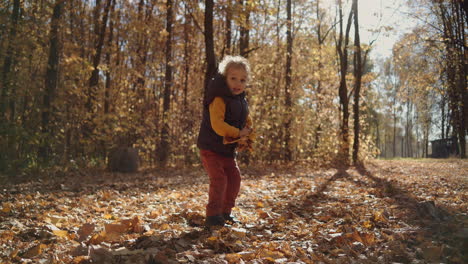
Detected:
left=197, top=74, right=249, bottom=157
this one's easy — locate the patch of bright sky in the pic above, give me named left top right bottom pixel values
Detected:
left=322, top=0, right=418, bottom=60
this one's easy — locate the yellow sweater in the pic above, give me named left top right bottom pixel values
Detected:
left=209, top=97, right=252, bottom=138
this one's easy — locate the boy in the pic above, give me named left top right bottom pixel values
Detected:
left=197, top=55, right=253, bottom=227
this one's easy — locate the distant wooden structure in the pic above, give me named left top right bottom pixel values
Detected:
left=430, top=138, right=459, bottom=158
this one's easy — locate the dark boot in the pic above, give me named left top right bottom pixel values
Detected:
left=205, top=215, right=225, bottom=227
left=222, top=213, right=240, bottom=224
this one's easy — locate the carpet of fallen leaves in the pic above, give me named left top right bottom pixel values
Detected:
left=1, top=159, right=467, bottom=264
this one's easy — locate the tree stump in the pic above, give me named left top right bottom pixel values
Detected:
left=108, top=147, right=139, bottom=173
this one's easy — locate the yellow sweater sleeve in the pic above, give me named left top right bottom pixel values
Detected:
left=209, top=97, right=240, bottom=138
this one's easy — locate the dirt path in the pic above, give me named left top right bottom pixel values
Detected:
left=1, top=159, right=466, bottom=263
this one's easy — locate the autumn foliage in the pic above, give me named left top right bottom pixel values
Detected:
left=0, top=0, right=381, bottom=174
left=0, top=0, right=466, bottom=261
left=1, top=0, right=466, bottom=174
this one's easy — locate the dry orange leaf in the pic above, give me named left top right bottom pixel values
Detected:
left=119, top=215, right=143, bottom=233
left=363, top=220, right=373, bottom=229
left=1, top=230, right=14, bottom=240
left=9, top=249, right=20, bottom=259
left=105, top=223, right=128, bottom=234
left=231, top=228, right=247, bottom=238
left=350, top=231, right=375, bottom=246
left=148, top=210, right=161, bottom=219
left=259, top=249, right=284, bottom=259
left=77, top=223, right=95, bottom=242
left=103, top=214, right=114, bottom=220
left=257, top=209, right=270, bottom=219
left=372, top=210, right=388, bottom=222
left=89, top=231, right=107, bottom=245
left=362, top=233, right=376, bottom=246
left=207, top=236, right=218, bottom=242
left=238, top=251, right=256, bottom=261
left=22, top=243, right=47, bottom=258
left=53, top=229, right=69, bottom=238
left=225, top=253, right=242, bottom=263
left=72, top=256, right=90, bottom=264
left=105, top=231, right=123, bottom=242
left=2, top=202, right=12, bottom=213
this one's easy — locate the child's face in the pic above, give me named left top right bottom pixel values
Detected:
left=225, top=67, right=248, bottom=95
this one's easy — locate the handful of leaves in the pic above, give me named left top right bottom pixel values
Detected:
left=223, top=128, right=256, bottom=152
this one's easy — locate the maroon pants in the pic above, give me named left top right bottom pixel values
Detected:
left=200, top=149, right=241, bottom=217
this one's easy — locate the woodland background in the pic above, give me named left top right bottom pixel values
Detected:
left=0, top=0, right=466, bottom=175
left=0, top=1, right=467, bottom=263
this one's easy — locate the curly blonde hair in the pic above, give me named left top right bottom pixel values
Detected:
left=218, top=55, right=251, bottom=80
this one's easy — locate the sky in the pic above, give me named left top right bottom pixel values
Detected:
left=322, top=0, right=419, bottom=60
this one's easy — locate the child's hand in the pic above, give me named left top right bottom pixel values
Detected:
left=239, top=127, right=252, bottom=137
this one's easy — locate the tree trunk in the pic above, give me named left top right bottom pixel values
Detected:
left=133, top=0, right=151, bottom=95
left=182, top=2, right=193, bottom=165
left=183, top=3, right=191, bottom=111
left=284, top=0, right=293, bottom=161
left=425, top=125, right=430, bottom=158
left=454, top=0, right=466, bottom=158
left=39, top=0, right=63, bottom=162
left=272, top=0, right=282, bottom=161
left=313, top=0, right=328, bottom=150
left=336, top=0, right=353, bottom=164
left=393, top=98, right=397, bottom=157
left=437, top=1, right=466, bottom=158
left=159, top=0, right=174, bottom=165
left=239, top=0, right=250, bottom=57
left=101, top=0, right=116, bottom=160
left=86, top=0, right=112, bottom=136
left=415, top=114, right=420, bottom=158
left=401, top=134, right=404, bottom=157
left=352, top=0, right=362, bottom=165
left=225, top=0, right=232, bottom=56
left=405, top=100, right=410, bottom=157
left=441, top=95, right=445, bottom=139
left=104, top=0, right=115, bottom=115
left=1, top=0, right=20, bottom=120
left=204, top=0, right=216, bottom=93
left=376, top=116, right=380, bottom=155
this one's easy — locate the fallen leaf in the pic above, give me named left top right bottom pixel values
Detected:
left=2, top=202, right=12, bottom=213
left=77, top=223, right=95, bottom=242
left=372, top=210, right=388, bottom=223
left=257, top=209, right=270, bottom=219
left=72, top=256, right=90, bottom=264
left=103, top=214, right=114, bottom=220
left=89, top=231, right=107, bottom=245
left=231, top=228, right=247, bottom=238
left=105, top=223, right=128, bottom=234
left=49, top=215, right=67, bottom=226
left=21, top=243, right=47, bottom=258
left=53, top=229, right=69, bottom=238
left=258, top=249, right=284, bottom=259
left=225, top=253, right=242, bottom=263
left=238, top=251, right=256, bottom=261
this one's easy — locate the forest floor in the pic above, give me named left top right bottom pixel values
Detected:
left=0, top=159, right=467, bottom=263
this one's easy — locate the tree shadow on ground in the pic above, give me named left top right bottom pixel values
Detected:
left=0, top=166, right=208, bottom=197
left=284, top=163, right=466, bottom=263
left=354, top=164, right=467, bottom=262
left=293, top=164, right=456, bottom=224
